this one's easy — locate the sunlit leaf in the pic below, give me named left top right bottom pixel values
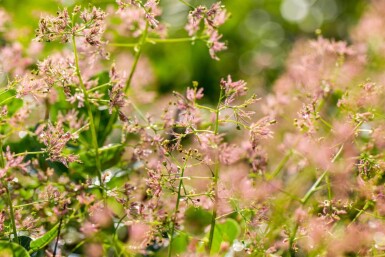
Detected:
left=29, top=223, right=59, bottom=253
left=0, top=241, right=30, bottom=257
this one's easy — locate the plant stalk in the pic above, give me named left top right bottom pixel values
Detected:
left=5, top=185, right=18, bottom=243
left=102, top=23, right=149, bottom=145
left=168, top=163, right=187, bottom=257
left=71, top=35, right=103, bottom=188
left=0, top=139, right=18, bottom=243
left=207, top=90, right=223, bottom=254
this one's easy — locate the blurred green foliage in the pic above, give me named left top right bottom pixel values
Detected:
left=0, top=0, right=367, bottom=101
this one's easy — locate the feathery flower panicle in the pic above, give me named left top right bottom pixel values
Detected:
left=76, top=37, right=110, bottom=70
left=272, top=36, right=364, bottom=102
left=80, top=7, right=106, bottom=35
left=146, top=167, right=163, bottom=198
left=205, top=2, right=227, bottom=26
left=16, top=75, right=50, bottom=100
left=249, top=117, right=275, bottom=147
left=116, top=4, right=146, bottom=38
left=243, top=142, right=268, bottom=174
left=36, top=6, right=107, bottom=53
left=185, top=2, right=228, bottom=60
left=294, top=102, right=319, bottom=134
left=108, top=64, right=126, bottom=115
left=57, top=109, right=86, bottom=131
left=113, top=53, right=156, bottom=104
left=37, top=122, right=80, bottom=167
left=0, top=42, right=33, bottom=76
left=37, top=52, right=76, bottom=87
left=185, top=2, right=227, bottom=36
left=4, top=0, right=385, bottom=255
left=35, top=8, right=70, bottom=43
left=77, top=192, right=95, bottom=206
left=186, top=85, right=204, bottom=102
left=351, top=0, right=385, bottom=56
left=143, top=0, right=160, bottom=28
left=207, top=29, right=227, bottom=60
left=0, top=146, right=30, bottom=178
left=9, top=106, right=31, bottom=128
left=220, top=75, right=248, bottom=105
left=171, top=91, right=202, bottom=127
left=116, top=0, right=166, bottom=37
left=66, top=91, right=86, bottom=108
left=228, top=94, right=259, bottom=122
left=218, top=143, right=242, bottom=165
left=177, top=105, right=202, bottom=128
left=79, top=6, right=108, bottom=59
left=336, top=82, right=384, bottom=124
left=185, top=6, right=206, bottom=36
left=196, top=132, right=221, bottom=149
left=310, top=37, right=356, bottom=56
left=38, top=52, right=106, bottom=107
left=83, top=7, right=109, bottom=60
left=220, top=75, right=247, bottom=96
left=80, top=221, right=99, bottom=237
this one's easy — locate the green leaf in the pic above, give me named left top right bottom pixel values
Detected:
left=170, top=233, right=189, bottom=254
left=71, top=144, right=124, bottom=177
left=218, top=219, right=240, bottom=242
left=210, top=225, right=223, bottom=254
left=0, top=89, right=22, bottom=115
left=0, top=241, right=30, bottom=257
left=29, top=223, right=59, bottom=253
left=209, top=219, right=241, bottom=255
left=184, top=207, right=212, bottom=235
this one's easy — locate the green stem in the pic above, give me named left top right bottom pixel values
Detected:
left=13, top=151, right=45, bottom=157
left=319, top=117, right=332, bottom=129
left=131, top=101, right=147, bottom=122
left=300, top=171, right=327, bottom=204
left=183, top=192, right=209, bottom=198
left=195, top=103, right=216, bottom=112
left=215, top=211, right=238, bottom=220
left=168, top=164, right=187, bottom=257
left=207, top=90, right=223, bottom=254
left=268, top=150, right=292, bottom=180
left=110, top=35, right=208, bottom=48
left=87, top=82, right=112, bottom=92
left=14, top=200, right=51, bottom=208
left=124, top=22, right=149, bottom=93
left=71, top=35, right=103, bottom=188
left=289, top=223, right=299, bottom=257
left=102, top=23, right=149, bottom=146
left=113, top=214, right=127, bottom=238
left=0, top=139, right=4, bottom=168
left=349, top=200, right=373, bottom=227
left=219, top=119, right=250, bottom=129
left=0, top=140, right=17, bottom=243
left=5, top=185, right=18, bottom=243
left=98, top=143, right=122, bottom=153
